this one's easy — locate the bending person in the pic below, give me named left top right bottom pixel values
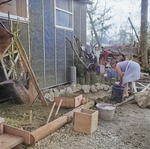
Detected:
left=110, top=59, right=140, bottom=98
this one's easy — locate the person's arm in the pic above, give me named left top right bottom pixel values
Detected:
left=116, top=66, right=123, bottom=85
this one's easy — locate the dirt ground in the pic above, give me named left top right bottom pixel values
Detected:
left=0, top=89, right=150, bottom=149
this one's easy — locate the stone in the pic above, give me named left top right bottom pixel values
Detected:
left=91, top=85, right=97, bottom=92
left=65, top=87, right=73, bottom=94
left=82, top=85, right=90, bottom=93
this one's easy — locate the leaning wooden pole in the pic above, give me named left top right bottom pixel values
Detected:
left=65, top=37, right=88, bottom=69
left=30, top=100, right=95, bottom=146
left=15, top=38, right=48, bottom=106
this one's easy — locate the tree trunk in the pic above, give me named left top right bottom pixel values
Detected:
left=140, top=0, right=148, bottom=69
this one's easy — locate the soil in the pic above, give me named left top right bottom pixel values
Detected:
left=0, top=89, right=150, bottom=149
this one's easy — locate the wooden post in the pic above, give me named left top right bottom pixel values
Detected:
left=0, top=117, right=5, bottom=135
left=55, top=99, right=63, bottom=116
left=140, top=0, right=148, bottom=69
left=29, top=110, right=32, bottom=124
left=47, top=102, right=56, bottom=124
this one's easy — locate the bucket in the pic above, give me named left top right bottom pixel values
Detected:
left=96, top=65, right=105, bottom=74
left=96, top=103, right=116, bottom=121
left=111, top=85, right=124, bottom=103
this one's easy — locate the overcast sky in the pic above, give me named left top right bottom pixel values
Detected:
left=90, top=0, right=149, bottom=36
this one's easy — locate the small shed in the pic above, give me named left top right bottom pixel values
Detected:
left=0, top=0, right=92, bottom=89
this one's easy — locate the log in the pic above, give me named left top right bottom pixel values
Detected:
left=30, top=100, right=95, bottom=146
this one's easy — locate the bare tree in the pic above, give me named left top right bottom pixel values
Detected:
left=87, top=0, right=113, bottom=46
left=140, top=0, right=148, bottom=69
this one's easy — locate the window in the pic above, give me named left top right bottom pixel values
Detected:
left=55, top=0, right=73, bottom=29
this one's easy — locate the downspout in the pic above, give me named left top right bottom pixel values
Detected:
left=42, top=0, right=46, bottom=87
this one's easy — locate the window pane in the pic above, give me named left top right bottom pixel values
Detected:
left=56, top=0, right=72, bottom=12
left=56, top=10, right=72, bottom=28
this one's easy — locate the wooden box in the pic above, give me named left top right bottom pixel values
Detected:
left=54, top=94, right=83, bottom=108
left=73, top=108, right=98, bottom=134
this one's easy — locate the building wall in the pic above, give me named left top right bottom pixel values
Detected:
left=0, top=0, right=87, bottom=89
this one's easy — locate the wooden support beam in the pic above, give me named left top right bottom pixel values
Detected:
left=7, top=53, right=19, bottom=78
left=15, top=38, right=48, bottom=106
left=0, top=41, right=14, bottom=59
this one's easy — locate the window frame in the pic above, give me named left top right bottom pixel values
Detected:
left=54, top=0, right=73, bottom=31
left=0, top=0, right=29, bottom=22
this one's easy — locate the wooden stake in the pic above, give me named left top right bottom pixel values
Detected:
left=47, top=102, right=56, bottom=124
left=29, top=110, right=32, bottom=124
left=114, top=95, right=134, bottom=107
left=55, top=99, right=63, bottom=116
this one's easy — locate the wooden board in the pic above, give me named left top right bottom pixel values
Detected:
left=0, top=133, right=24, bottom=149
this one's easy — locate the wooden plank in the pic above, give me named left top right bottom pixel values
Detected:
left=0, top=133, right=12, bottom=142
left=0, top=133, right=24, bottom=149
left=4, top=124, right=34, bottom=145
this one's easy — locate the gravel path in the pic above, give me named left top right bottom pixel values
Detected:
left=32, top=102, right=150, bottom=149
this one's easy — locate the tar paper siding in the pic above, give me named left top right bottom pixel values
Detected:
left=29, top=0, right=87, bottom=88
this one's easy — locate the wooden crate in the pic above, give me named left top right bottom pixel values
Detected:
left=54, top=94, right=83, bottom=108
left=73, top=108, right=98, bottom=134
